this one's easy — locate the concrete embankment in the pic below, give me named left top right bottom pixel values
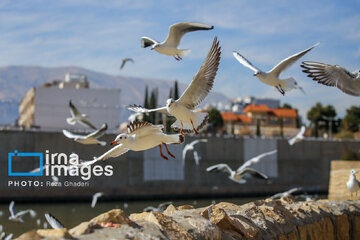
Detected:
left=18, top=198, right=360, bottom=240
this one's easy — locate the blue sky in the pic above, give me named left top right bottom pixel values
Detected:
left=0, top=0, right=359, bottom=120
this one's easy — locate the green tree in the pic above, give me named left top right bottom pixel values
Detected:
left=142, top=85, right=149, bottom=122
left=307, top=103, right=324, bottom=137
left=149, top=88, right=158, bottom=123
left=207, top=108, right=223, bottom=133
left=343, top=105, right=360, bottom=132
left=168, top=87, right=173, bottom=99
left=307, top=103, right=338, bottom=137
left=173, top=80, right=179, bottom=100
left=281, top=103, right=293, bottom=109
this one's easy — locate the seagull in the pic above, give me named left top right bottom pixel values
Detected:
left=1, top=233, right=12, bottom=240
left=346, top=169, right=360, bottom=198
left=91, top=192, right=104, bottom=208
left=193, top=151, right=201, bottom=166
left=81, top=121, right=184, bottom=164
left=141, top=22, right=214, bottom=60
left=269, top=187, right=303, bottom=199
left=237, top=149, right=278, bottom=172
left=63, top=123, right=108, bottom=146
left=182, top=139, right=208, bottom=165
left=8, top=201, right=36, bottom=223
left=120, top=58, right=134, bottom=70
left=288, top=126, right=306, bottom=146
left=129, top=37, right=221, bottom=135
left=301, top=61, right=360, bottom=96
left=206, top=164, right=268, bottom=184
left=143, top=201, right=173, bottom=212
left=233, top=43, right=319, bottom=95
left=66, top=100, right=96, bottom=129
left=44, top=213, right=65, bottom=229
left=128, top=112, right=144, bottom=123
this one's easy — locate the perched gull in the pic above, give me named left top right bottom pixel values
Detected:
left=120, top=58, right=134, bottom=70
left=91, top=192, right=104, bottom=208
left=63, top=123, right=108, bottom=146
left=206, top=164, right=268, bottom=184
left=8, top=201, right=36, bottom=223
left=143, top=201, right=173, bottom=213
left=66, top=100, right=96, bottom=129
left=346, top=169, right=360, bottom=198
left=269, top=187, right=303, bottom=199
left=236, top=149, right=277, bottom=172
left=288, top=126, right=306, bottom=146
left=44, top=213, right=65, bottom=229
left=301, top=61, right=360, bottom=96
left=82, top=121, right=184, bottom=163
left=129, top=37, right=221, bottom=135
left=182, top=139, right=208, bottom=165
left=141, top=22, right=214, bottom=60
left=233, top=43, right=319, bottom=95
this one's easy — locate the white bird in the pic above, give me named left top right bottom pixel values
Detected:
left=66, top=100, right=96, bottom=129
left=269, top=187, right=303, bottom=199
left=301, top=61, right=360, bottom=96
left=143, top=201, right=173, bottom=212
left=193, top=151, right=201, bottom=166
left=8, top=201, right=36, bottom=223
left=141, top=22, right=214, bottom=60
left=233, top=43, right=319, bottom=95
left=182, top=139, right=208, bottom=165
left=120, top=58, right=134, bottom=70
left=346, top=169, right=360, bottom=198
left=63, top=123, right=108, bottom=146
left=128, top=112, right=144, bottom=123
left=206, top=164, right=268, bottom=184
left=1, top=232, right=13, bottom=240
left=237, top=149, right=278, bottom=172
left=129, top=37, right=221, bottom=135
left=44, top=213, right=65, bottom=229
left=82, top=121, right=184, bottom=164
left=91, top=192, right=104, bottom=208
left=288, top=126, right=306, bottom=146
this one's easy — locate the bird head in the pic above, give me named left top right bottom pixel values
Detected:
left=166, top=98, right=175, bottom=108
left=111, top=133, right=128, bottom=145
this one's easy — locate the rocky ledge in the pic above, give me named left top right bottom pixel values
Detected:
left=18, top=197, right=360, bottom=240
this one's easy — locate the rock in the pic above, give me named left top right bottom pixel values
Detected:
left=129, top=212, right=151, bottom=221
left=163, top=204, right=177, bottom=215
left=37, top=229, right=73, bottom=239
left=69, top=221, right=100, bottom=236
left=336, top=214, right=350, bottom=240
left=177, top=204, right=194, bottom=210
left=90, top=209, right=137, bottom=227
left=17, top=230, right=42, bottom=240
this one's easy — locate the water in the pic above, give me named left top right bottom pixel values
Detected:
left=0, top=197, right=262, bottom=238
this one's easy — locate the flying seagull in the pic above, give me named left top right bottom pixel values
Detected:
left=63, top=123, right=108, bottom=146
left=236, top=149, right=278, bottom=172
left=193, top=151, right=201, bottom=166
left=120, top=58, right=134, bottom=70
left=206, top=164, right=268, bottom=184
left=143, top=201, right=173, bottom=213
left=66, top=100, right=96, bottom=129
left=269, top=187, right=303, bottom=199
left=81, top=121, right=184, bottom=164
left=8, top=201, right=36, bottom=223
left=129, top=37, right=221, bottom=135
left=91, top=192, right=104, bottom=208
left=301, top=61, right=360, bottom=96
left=141, top=22, right=214, bottom=60
left=288, top=126, right=306, bottom=146
left=346, top=169, right=360, bottom=198
left=44, top=212, right=65, bottom=229
left=182, top=139, right=208, bottom=165
left=233, top=43, right=319, bottom=95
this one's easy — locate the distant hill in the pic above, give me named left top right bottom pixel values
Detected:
left=0, top=65, right=228, bottom=124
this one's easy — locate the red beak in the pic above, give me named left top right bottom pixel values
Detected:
left=110, top=141, right=118, bottom=145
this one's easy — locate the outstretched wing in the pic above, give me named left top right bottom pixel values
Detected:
left=62, top=129, right=82, bottom=139
left=127, top=121, right=164, bottom=138
left=120, top=58, right=134, bottom=70
left=269, top=43, right=319, bottom=77
left=9, top=201, right=16, bottom=217
left=177, top=37, right=221, bottom=109
left=95, top=144, right=129, bottom=161
left=237, top=168, right=268, bottom=180
left=233, top=51, right=260, bottom=74
left=87, top=123, right=108, bottom=139
left=206, top=163, right=233, bottom=175
left=301, top=61, right=360, bottom=96
left=45, top=212, right=65, bottom=229
left=69, top=100, right=81, bottom=118
left=288, top=126, right=305, bottom=146
left=141, top=37, right=158, bottom=48
left=91, top=192, right=103, bottom=208
left=78, top=118, right=97, bottom=130
left=164, top=22, right=214, bottom=47
left=128, top=104, right=168, bottom=114
left=237, top=149, right=277, bottom=171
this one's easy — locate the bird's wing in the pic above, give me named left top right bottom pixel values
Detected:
left=177, top=37, right=221, bottom=109
left=141, top=37, right=158, bottom=48
left=288, top=126, right=306, bottom=146
left=237, top=149, right=277, bottom=171
left=87, top=123, right=108, bottom=139
left=78, top=118, right=97, bottom=130
left=206, top=163, right=233, bottom=175
left=182, top=145, right=190, bottom=163
left=127, top=104, right=169, bottom=114
left=233, top=51, right=260, bottom=74
left=269, top=43, right=319, bottom=77
left=164, top=22, right=213, bottom=47
left=62, top=129, right=82, bottom=139
left=237, top=168, right=268, bottom=180
left=45, top=213, right=65, bottom=229
left=96, top=144, right=129, bottom=161
left=69, top=100, right=81, bottom=118
left=4, top=233, right=13, bottom=240
left=193, top=151, right=201, bottom=165
left=127, top=121, right=164, bottom=138
left=91, top=192, right=103, bottom=208
left=9, top=201, right=16, bottom=216
left=120, top=58, right=134, bottom=70
left=16, top=209, right=36, bottom=218
left=301, top=61, right=360, bottom=96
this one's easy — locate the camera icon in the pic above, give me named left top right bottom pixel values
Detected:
left=8, top=150, right=43, bottom=176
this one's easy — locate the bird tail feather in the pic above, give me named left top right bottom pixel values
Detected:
left=171, top=113, right=208, bottom=134
left=178, top=49, right=191, bottom=57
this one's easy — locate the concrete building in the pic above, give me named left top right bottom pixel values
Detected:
left=19, top=73, right=121, bottom=131
left=221, top=112, right=252, bottom=135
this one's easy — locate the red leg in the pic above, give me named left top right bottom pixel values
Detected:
left=163, top=143, right=175, bottom=158
left=180, top=121, right=184, bottom=136
left=158, top=144, right=168, bottom=160
left=190, top=120, right=199, bottom=135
